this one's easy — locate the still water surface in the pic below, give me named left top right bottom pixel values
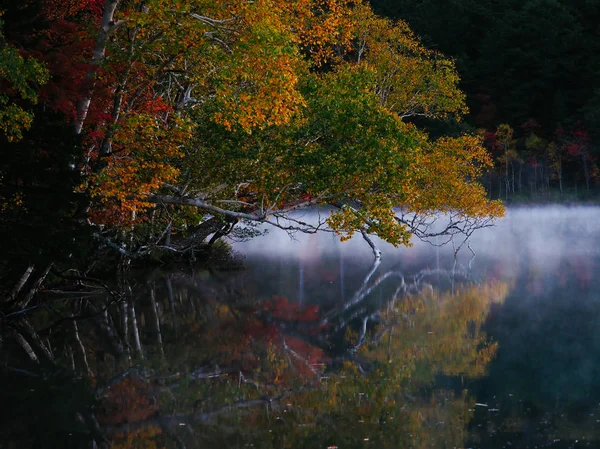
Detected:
left=232, top=206, right=600, bottom=448
left=5, top=206, right=600, bottom=448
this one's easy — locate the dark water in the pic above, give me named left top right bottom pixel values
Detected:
left=3, top=206, right=600, bottom=448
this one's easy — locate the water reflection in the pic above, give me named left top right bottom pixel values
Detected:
left=5, top=206, right=600, bottom=448
left=2, top=263, right=503, bottom=449
left=106, top=276, right=505, bottom=449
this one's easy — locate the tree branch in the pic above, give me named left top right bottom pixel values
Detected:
left=145, top=194, right=265, bottom=220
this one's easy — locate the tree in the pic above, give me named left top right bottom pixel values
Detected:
left=69, top=0, right=501, bottom=248
left=495, top=124, right=519, bottom=198
left=369, top=0, right=600, bottom=199
left=565, top=125, right=598, bottom=192
left=1, top=0, right=502, bottom=254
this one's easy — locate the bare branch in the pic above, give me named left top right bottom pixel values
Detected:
left=189, top=13, right=237, bottom=27
left=145, top=194, right=264, bottom=220
left=323, top=231, right=383, bottom=324
left=16, top=263, right=53, bottom=310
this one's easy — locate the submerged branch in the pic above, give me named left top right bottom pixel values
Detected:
left=13, top=331, right=39, bottom=363
left=15, top=263, right=53, bottom=310
left=7, top=265, right=35, bottom=303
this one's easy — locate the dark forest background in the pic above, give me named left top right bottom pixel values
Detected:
left=372, top=0, right=600, bottom=200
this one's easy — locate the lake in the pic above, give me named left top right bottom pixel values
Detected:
left=3, top=206, right=600, bottom=448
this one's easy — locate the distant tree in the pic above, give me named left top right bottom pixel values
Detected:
left=566, top=126, right=598, bottom=192
left=495, top=124, right=519, bottom=198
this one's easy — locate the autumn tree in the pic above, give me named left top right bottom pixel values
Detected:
left=2, top=0, right=503, bottom=255
left=566, top=126, right=598, bottom=192
left=495, top=124, right=519, bottom=198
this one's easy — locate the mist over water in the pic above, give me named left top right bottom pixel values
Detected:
left=231, top=205, right=600, bottom=447
left=232, top=206, right=600, bottom=297
left=235, top=205, right=600, bottom=268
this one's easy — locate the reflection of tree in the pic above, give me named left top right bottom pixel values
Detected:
left=324, top=233, right=479, bottom=350
left=105, top=279, right=505, bottom=448
left=1, top=258, right=506, bottom=448
left=288, top=283, right=508, bottom=449
left=367, top=282, right=507, bottom=379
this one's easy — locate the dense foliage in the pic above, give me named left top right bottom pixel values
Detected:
left=0, top=0, right=501, bottom=268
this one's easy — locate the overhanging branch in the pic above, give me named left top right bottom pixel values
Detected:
left=145, top=194, right=265, bottom=220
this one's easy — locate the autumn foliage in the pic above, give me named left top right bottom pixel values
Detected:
left=0, top=0, right=503, bottom=245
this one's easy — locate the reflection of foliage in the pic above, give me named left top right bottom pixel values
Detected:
left=94, top=280, right=505, bottom=448
left=111, top=427, right=163, bottom=449
left=273, top=282, right=509, bottom=449
left=97, top=376, right=159, bottom=426
left=264, top=296, right=320, bottom=322
left=165, top=294, right=328, bottom=388
left=2, top=264, right=507, bottom=448
left=366, top=282, right=508, bottom=380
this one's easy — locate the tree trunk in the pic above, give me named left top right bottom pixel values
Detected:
left=74, top=0, right=121, bottom=135
left=129, top=299, right=144, bottom=359
left=16, top=263, right=53, bottom=310
left=68, top=345, right=76, bottom=372
left=178, top=217, right=230, bottom=249
left=559, top=160, right=563, bottom=194
left=14, top=331, right=39, bottom=363
left=583, top=154, right=590, bottom=191
left=149, top=285, right=165, bottom=358
left=20, top=319, right=54, bottom=363
left=121, top=301, right=131, bottom=362
left=505, top=159, right=509, bottom=199
left=511, top=161, right=515, bottom=195
left=165, top=277, right=178, bottom=338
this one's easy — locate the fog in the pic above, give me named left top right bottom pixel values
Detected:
left=232, top=205, right=600, bottom=276
left=232, top=205, right=600, bottom=446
